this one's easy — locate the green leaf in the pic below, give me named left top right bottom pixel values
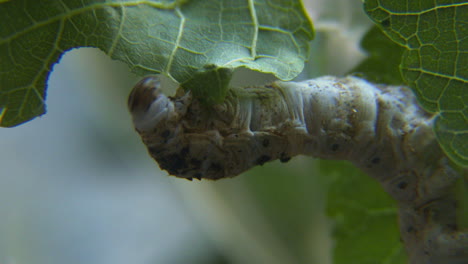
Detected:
left=181, top=66, right=233, bottom=104
left=0, top=0, right=314, bottom=127
left=363, top=1, right=468, bottom=166
left=350, top=25, right=405, bottom=85
left=320, top=160, right=406, bottom=264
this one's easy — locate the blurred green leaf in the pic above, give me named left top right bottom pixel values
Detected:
left=242, top=159, right=327, bottom=263
left=363, top=0, right=468, bottom=167
left=0, top=0, right=314, bottom=127
left=350, top=25, right=405, bottom=85
left=454, top=176, right=468, bottom=229
left=320, top=160, right=406, bottom=264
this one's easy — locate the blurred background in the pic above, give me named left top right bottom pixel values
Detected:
left=0, top=1, right=373, bottom=263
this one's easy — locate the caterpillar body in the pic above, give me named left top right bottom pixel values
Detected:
left=129, top=76, right=436, bottom=182
left=128, top=76, right=467, bottom=263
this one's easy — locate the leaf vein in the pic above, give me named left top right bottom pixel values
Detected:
left=107, top=5, right=125, bottom=56
left=164, top=7, right=184, bottom=76
left=248, top=0, right=258, bottom=58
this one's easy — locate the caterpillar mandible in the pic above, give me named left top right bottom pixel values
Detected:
left=128, top=76, right=468, bottom=263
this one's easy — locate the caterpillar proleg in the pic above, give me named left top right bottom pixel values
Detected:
left=128, top=76, right=467, bottom=263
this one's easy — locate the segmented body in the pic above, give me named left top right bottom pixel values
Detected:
left=128, top=76, right=467, bottom=264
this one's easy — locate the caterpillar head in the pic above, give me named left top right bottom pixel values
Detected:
left=128, top=76, right=253, bottom=180
left=128, top=77, right=176, bottom=132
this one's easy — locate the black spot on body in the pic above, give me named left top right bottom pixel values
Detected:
left=208, top=162, right=225, bottom=179
left=331, top=144, right=340, bottom=152
left=161, top=130, right=170, bottom=139
left=371, top=157, right=380, bottom=164
left=148, top=146, right=160, bottom=156
left=262, top=138, right=270, bottom=148
left=280, top=152, right=291, bottom=163
left=180, top=146, right=190, bottom=157
left=190, top=158, right=201, bottom=167
left=256, top=155, right=271, bottom=165
left=406, top=226, right=415, bottom=233
left=194, top=173, right=202, bottom=180
left=158, top=153, right=188, bottom=175
left=397, top=181, right=408, bottom=189
left=210, top=162, right=223, bottom=172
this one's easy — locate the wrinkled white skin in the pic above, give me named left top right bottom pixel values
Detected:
left=128, top=76, right=467, bottom=264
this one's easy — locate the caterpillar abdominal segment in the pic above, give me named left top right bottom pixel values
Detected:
left=129, top=76, right=467, bottom=263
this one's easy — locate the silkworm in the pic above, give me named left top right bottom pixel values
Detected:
left=128, top=75, right=467, bottom=263
left=128, top=75, right=439, bottom=182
